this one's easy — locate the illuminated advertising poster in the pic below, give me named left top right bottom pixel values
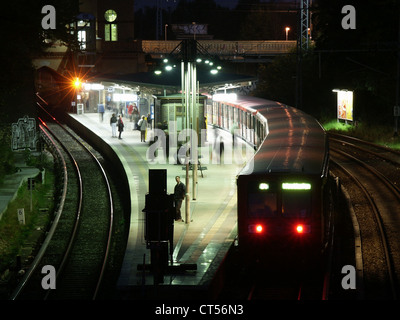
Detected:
left=337, top=90, right=353, bottom=121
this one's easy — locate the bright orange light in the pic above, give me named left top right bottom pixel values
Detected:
left=73, top=78, right=82, bottom=88
left=296, top=224, right=304, bottom=233
left=256, top=224, right=263, bottom=233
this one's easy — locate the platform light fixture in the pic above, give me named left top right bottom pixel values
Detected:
left=73, top=77, right=82, bottom=89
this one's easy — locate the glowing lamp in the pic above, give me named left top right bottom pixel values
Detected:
left=296, top=224, right=304, bottom=233
left=73, top=78, right=82, bottom=89
left=295, top=224, right=311, bottom=234
left=282, top=182, right=311, bottom=190
left=259, top=183, right=269, bottom=190
left=248, top=224, right=264, bottom=234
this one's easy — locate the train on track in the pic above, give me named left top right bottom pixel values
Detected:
left=206, top=94, right=331, bottom=261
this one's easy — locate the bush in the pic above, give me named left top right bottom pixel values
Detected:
left=0, top=125, right=15, bottom=184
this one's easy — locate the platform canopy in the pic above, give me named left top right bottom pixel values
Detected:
left=93, top=69, right=257, bottom=96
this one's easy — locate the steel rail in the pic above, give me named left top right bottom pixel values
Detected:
left=12, top=98, right=114, bottom=300
left=39, top=114, right=114, bottom=300
left=39, top=120, right=84, bottom=300
left=330, top=148, right=398, bottom=299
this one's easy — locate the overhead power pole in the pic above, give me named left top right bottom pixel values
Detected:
left=296, top=0, right=310, bottom=110
left=299, top=0, right=310, bottom=51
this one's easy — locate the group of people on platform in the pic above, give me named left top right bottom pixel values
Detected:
left=109, top=112, right=152, bottom=140
left=108, top=115, right=186, bottom=222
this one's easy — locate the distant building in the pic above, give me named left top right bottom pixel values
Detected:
left=33, top=0, right=146, bottom=76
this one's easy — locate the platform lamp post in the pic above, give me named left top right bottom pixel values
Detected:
left=156, top=39, right=221, bottom=224
left=180, top=39, right=199, bottom=224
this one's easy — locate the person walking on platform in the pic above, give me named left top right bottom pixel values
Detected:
left=174, top=176, right=186, bottom=222
left=98, top=103, right=105, bottom=122
left=138, top=115, right=147, bottom=142
left=110, top=113, right=117, bottom=137
left=117, top=115, right=124, bottom=139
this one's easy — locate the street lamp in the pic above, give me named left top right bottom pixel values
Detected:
left=165, top=24, right=168, bottom=41
left=192, top=22, right=196, bottom=40
left=285, top=27, right=290, bottom=41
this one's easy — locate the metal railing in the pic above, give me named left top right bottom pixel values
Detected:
left=142, top=40, right=297, bottom=57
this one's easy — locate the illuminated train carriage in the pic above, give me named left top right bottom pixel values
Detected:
left=206, top=94, right=271, bottom=148
left=207, top=95, right=329, bottom=259
left=236, top=103, right=330, bottom=260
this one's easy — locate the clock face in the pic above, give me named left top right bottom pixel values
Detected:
left=104, top=9, right=117, bottom=22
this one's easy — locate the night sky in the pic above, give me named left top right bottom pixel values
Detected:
left=135, top=0, right=237, bottom=10
left=134, top=0, right=295, bottom=11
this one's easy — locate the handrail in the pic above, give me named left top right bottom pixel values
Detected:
left=142, top=40, right=298, bottom=56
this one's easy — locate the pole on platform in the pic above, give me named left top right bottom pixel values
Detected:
left=183, top=60, right=191, bottom=224
left=191, top=61, right=198, bottom=201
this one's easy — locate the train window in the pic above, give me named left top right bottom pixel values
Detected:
left=282, top=191, right=311, bottom=218
left=248, top=192, right=277, bottom=217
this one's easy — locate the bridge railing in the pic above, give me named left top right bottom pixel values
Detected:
left=142, top=40, right=297, bottom=57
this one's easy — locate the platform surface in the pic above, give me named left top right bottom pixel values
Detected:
left=69, top=110, right=254, bottom=294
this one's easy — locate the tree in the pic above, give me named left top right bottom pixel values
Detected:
left=0, top=0, right=79, bottom=122
left=312, top=0, right=400, bottom=124
left=255, top=0, right=400, bottom=125
left=0, top=0, right=79, bottom=178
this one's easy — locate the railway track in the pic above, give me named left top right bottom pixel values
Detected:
left=216, top=243, right=332, bottom=300
left=10, top=114, right=117, bottom=300
left=329, top=133, right=400, bottom=299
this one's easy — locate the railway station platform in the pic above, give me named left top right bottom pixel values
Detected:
left=68, top=111, right=254, bottom=298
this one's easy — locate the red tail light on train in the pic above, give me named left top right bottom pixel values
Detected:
left=248, top=224, right=265, bottom=234
left=296, top=224, right=304, bottom=233
left=295, top=224, right=311, bottom=234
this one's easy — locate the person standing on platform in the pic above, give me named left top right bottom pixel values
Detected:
left=128, top=103, right=133, bottom=122
left=98, top=103, right=105, bottom=122
left=132, top=103, right=139, bottom=130
left=110, top=113, right=117, bottom=138
left=174, top=176, right=186, bottom=222
left=117, top=115, right=124, bottom=139
left=147, top=113, right=153, bottom=130
left=138, top=115, right=147, bottom=142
